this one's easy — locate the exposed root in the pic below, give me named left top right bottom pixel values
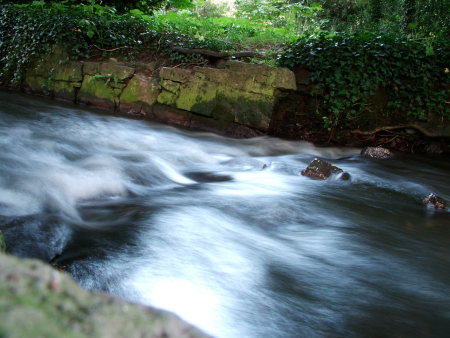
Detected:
left=170, top=47, right=264, bottom=60
left=351, top=124, right=449, bottom=138
left=91, top=44, right=127, bottom=52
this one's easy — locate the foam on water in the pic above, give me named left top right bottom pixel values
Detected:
left=1, top=91, right=450, bottom=338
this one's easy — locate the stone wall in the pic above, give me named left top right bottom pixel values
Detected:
left=23, top=48, right=296, bottom=138
left=21, top=47, right=449, bottom=150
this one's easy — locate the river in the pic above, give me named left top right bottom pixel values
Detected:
left=1, top=90, right=449, bottom=337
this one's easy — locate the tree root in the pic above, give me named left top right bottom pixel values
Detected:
left=351, top=124, right=449, bottom=138
left=91, top=44, right=127, bottom=52
left=170, top=47, right=264, bottom=60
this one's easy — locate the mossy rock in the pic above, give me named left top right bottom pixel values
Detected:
left=78, top=75, right=124, bottom=110
left=119, top=74, right=160, bottom=114
left=0, top=253, right=209, bottom=338
left=52, top=62, right=83, bottom=82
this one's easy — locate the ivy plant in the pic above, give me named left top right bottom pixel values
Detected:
left=278, top=32, right=450, bottom=129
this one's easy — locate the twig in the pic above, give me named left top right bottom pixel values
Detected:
left=380, top=135, right=399, bottom=144
left=91, top=44, right=127, bottom=52
left=170, top=47, right=264, bottom=60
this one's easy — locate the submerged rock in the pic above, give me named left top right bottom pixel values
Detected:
left=301, top=158, right=350, bottom=180
left=360, top=146, right=393, bottom=159
left=423, top=193, right=449, bottom=210
left=0, top=253, right=209, bottom=338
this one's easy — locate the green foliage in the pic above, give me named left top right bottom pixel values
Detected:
left=191, top=0, right=229, bottom=18
left=0, top=0, right=192, bottom=12
left=0, top=2, right=155, bottom=85
left=0, top=2, right=220, bottom=85
left=148, top=10, right=296, bottom=49
left=235, top=0, right=323, bottom=33
left=315, top=0, right=450, bottom=39
left=279, top=32, right=450, bottom=127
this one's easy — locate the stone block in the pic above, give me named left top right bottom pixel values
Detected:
left=159, top=67, right=192, bottom=83
left=78, top=75, right=122, bottom=110
left=119, top=74, right=160, bottom=114
left=100, top=63, right=135, bottom=81
left=52, top=62, right=83, bottom=82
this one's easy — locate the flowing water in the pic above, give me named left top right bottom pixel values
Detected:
left=1, top=90, right=450, bottom=337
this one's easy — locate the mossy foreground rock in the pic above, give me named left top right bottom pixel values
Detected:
left=0, top=253, right=209, bottom=338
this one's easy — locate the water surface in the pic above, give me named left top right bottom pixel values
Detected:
left=1, top=91, right=449, bottom=337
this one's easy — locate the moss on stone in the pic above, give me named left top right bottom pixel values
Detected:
left=78, top=75, right=123, bottom=110
left=119, top=74, right=160, bottom=113
left=176, top=82, right=218, bottom=116
left=52, top=62, right=83, bottom=82
left=157, top=89, right=178, bottom=107
left=0, top=253, right=209, bottom=338
left=22, top=48, right=300, bottom=135
left=24, top=75, right=53, bottom=95
left=52, top=81, right=79, bottom=101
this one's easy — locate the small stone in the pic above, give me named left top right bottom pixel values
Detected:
left=301, top=158, right=349, bottom=180
left=423, top=193, right=449, bottom=210
left=360, top=146, right=393, bottom=159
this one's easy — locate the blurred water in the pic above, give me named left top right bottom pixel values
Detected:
left=1, top=91, right=450, bottom=337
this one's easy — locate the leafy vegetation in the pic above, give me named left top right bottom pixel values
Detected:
left=0, top=2, right=152, bottom=84
left=148, top=11, right=296, bottom=49
left=279, top=32, right=450, bottom=127
left=0, top=0, right=448, bottom=129
left=0, top=1, right=223, bottom=85
left=0, top=0, right=191, bottom=12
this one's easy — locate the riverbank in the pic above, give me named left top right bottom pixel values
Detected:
left=8, top=45, right=447, bottom=156
left=0, top=3, right=448, bottom=155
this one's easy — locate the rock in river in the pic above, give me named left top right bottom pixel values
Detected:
left=301, top=158, right=350, bottom=180
left=423, top=193, right=449, bottom=210
left=360, top=146, right=393, bottom=159
left=0, top=253, right=209, bottom=338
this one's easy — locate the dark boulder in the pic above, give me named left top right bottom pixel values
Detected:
left=423, top=193, right=449, bottom=210
left=301, top=158, right=350, bottom=180
left=361, top=146, right=393, bottom=159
